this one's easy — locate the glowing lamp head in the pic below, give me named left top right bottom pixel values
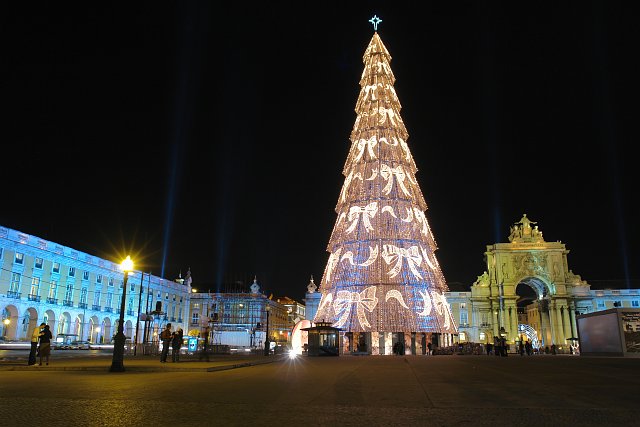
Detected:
left=3, top=319, right=9, bottom=326
left=288, top=351, right=297, bottom=359
left=121, top=255, right=134, bottom=272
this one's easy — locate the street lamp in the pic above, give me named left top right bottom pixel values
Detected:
left=264, top=305, right=271, bottom=356
left=110, top=255, right=134, bottom=372
left=93, top=326, right=101, bottom=344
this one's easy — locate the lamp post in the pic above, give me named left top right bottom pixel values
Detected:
left=264, top=305, right=271, bottom=356
left=93, top=326, right=101, bottom=344
left=110, top=255, right=134, bottom=372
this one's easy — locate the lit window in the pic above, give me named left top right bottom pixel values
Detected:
left=10, top=273, right=21, bottom=292
left=48, top=281, right=57, bottom=299
left=15, top=252, right=24, bottom=264
left=35, top=257, right=43, bottom=269
left=192, top=312, right=199, bottom=324
left=479, top=332, right=486, bottom=340
left=30, top=277, right=40, bottom=296
left=460, top=311, right=468, bottom=325
left=459, top=332, right=466, bottom=341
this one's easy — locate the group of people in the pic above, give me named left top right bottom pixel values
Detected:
left=159, top=323, right=184, bottom=363
left=518, top=340, right=535, bottom=356
left=28, top=322, right=53, bottom=366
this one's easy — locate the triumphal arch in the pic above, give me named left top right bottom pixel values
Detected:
left=470, top=214, right=592, bottom=348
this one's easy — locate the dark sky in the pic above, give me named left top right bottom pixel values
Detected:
left=3, top=2, right=637, bottom=301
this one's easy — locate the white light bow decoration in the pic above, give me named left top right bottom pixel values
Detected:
left=417, top=290, right=433, bottom=316
left=355, top=136, right=378, bottom=162
left=345, top=202, right=378, bottom=234
left=324, top=248, right=342, bottom=284
left=385, top=289, right=410, bottom=308
left=431, top=291, right=452, bottom=329
left=333, top=286, right=378, bottom=329
left=318, top=292, right=333, bottom=312
left=377, top=106, right=398, bottom=126
left=380, top=164, right=410, bottom=196
left=363, top=84, right=380, bottom=102
left=341, top=245, right=379, bottom=267
left=413, top=208, right=429, bottom=236
left=382, top=205, right=397, bottom=218
left=420, top=245, right=437, bottom=270
left=340, top=171, right=363, bottom=202
left=381, top=244, right=423, bottom=279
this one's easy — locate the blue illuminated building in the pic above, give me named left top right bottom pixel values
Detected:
left=0, top=225, right=191, bottom=345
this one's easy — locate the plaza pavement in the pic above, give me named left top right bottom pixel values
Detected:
left=0, top=352, right=638, bottom=426
left=0, top=350, right=283, bottom=372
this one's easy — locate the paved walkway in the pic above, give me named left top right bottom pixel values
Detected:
left=0, top=351, right=285, bottom=372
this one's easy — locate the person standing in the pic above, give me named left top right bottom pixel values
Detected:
left=38, top=324, right=53, bottom=366
left=28, top=323, right=45, bottom=366
left=427, top=342, right=432, bottom=356
left=171, top=329, right=182, bottom=362
left=160, top=323, right=172, bottom=363
left=198, top=325, right=210, bottom=362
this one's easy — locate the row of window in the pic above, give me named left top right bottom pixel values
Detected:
left=2, top=250, right=122, bottom=286
left=597, top=300, right=640, bottom=308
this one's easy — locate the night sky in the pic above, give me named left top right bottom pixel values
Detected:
left=3, top=2, right=637, bottom=301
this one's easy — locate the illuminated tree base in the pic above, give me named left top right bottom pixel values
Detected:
left=339, top=331, right=455, bottom=355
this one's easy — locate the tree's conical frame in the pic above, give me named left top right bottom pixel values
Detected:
left=313, top=32, right=458, bottom=335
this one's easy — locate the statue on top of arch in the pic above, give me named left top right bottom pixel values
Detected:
left=509, top=213, right=544, bottom=243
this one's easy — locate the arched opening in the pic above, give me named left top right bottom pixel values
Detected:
left=515, top=277, right=549, bottom=350
left=58, top=312, right=71, bottom=335
left=24, top=307, right=39, bottom=342
left=89, top=316, right=100, bottom=343
left=2, top=305, right=19, bottom=340
left=102, top=317, right=112, bottom=343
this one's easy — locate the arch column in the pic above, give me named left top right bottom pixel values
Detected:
left=555, top=303, right=566, bottom=344
left=561, top=305, right=572, bottom=343
left=568, top=301, right=578, bottom=338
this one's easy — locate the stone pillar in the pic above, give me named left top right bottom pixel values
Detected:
left=548, top=301, right=557, bottom=345
left=509, top=304, right=518, bottom=344
left=555, top=304, right=566, bottom=344
left=371, top=331, right=380, bottom=355
left=384, top=332, right=393, bottom=355
left=569, top=301, right=578, bottom=338
left=562, top=305, right=572, bottom=343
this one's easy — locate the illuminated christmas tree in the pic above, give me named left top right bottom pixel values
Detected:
left=314, top=20, right=457, bottom=353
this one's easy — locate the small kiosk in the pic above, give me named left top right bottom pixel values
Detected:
left=577, top=308, right=640, bottom=357
left=302, top=321, right=341, bottom=356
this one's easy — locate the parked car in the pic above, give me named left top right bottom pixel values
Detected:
left=69, top=340, right=90, bottom=350
left=53, top=333, right=80, bottom=349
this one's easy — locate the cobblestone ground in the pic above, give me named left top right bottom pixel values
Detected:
left=0, top=355, right=637, bottom=426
